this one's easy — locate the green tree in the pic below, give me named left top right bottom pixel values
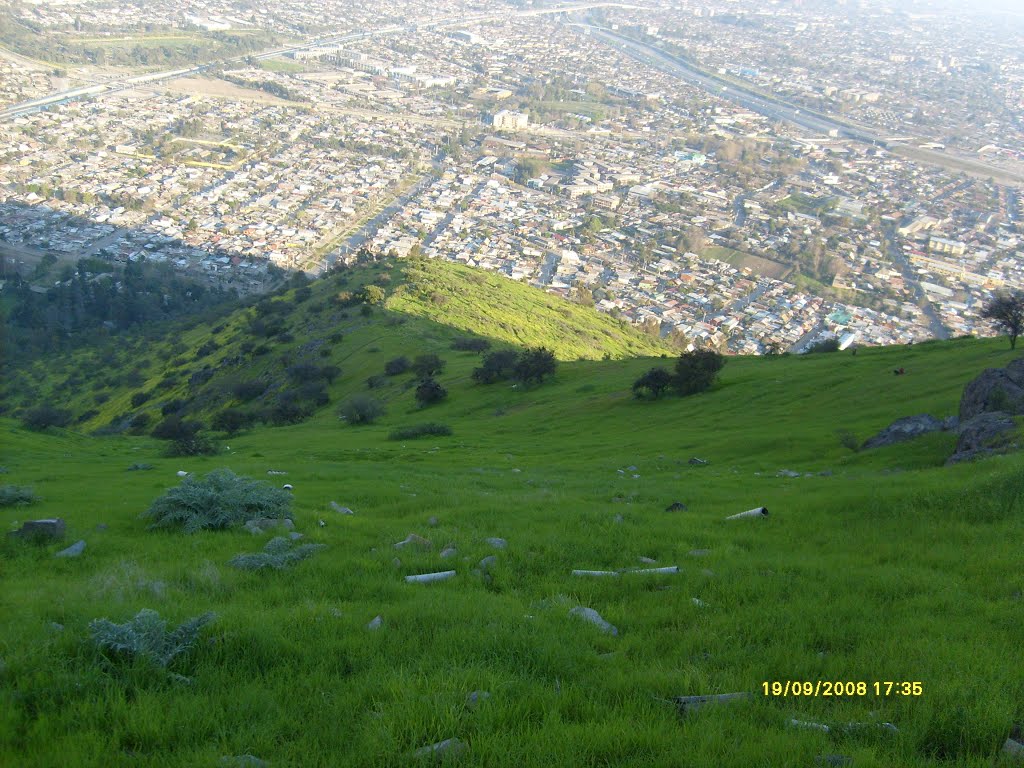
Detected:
left=514, top=347, right=557, bottom=385
left=982, top=291, right=1024, bottom=350
left=673, top=350, right=725, bottom=396
left=632, top=367, right=674, bottom=399
left=415, top=377, right=448, bottom=407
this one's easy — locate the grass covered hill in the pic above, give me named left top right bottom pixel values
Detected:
left=1, top=323, right=1022, bottom=766
left=0, top=257, right=673, bottom=435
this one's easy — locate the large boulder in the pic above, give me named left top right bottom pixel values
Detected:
left=947, top=412, right=1016, bottom=464
left=8, top=518, right=65, bottom=541
left=861, top=414, right=946, bottom=450
left=959, top=358, right=1024, bottom=420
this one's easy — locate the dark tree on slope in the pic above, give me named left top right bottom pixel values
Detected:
left=673, top=350, right=726, bottom=396
left=982, top=292, right=1024, bottom=350
left=514, top=347, right=557, bottom=385
left=472, top=349, right=519, bottom=384
left=412, top=354, right=446, bottom=378
left=632, top=367, right=674, bottom=399
left=415, top=377, right=448, bottom=407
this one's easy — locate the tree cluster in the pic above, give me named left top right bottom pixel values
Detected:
left=632, top=350, right=726, bottom=400
left=472, top=347, right=557, bottom=386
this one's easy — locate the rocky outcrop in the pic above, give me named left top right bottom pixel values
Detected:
left=947, top=412, right=1017, bottom=465
left=959, top=357, right=1024, bottom=420
left=861, top=414, right=948, bottom=450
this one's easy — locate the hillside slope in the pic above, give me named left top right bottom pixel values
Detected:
left=0, top=257, right=673, bottom=433
left=1, top=333, right=1022, bottom=767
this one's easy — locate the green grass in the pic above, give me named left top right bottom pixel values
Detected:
left=1, top=262, right=1023, bottom=766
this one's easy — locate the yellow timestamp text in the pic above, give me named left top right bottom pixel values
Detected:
left=762, top=681, right=923, bottom=697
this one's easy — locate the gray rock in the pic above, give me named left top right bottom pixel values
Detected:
left=687, top=549, right=710, bottom=557
left=8, top=518, right=65, bottom=541
left=484, top=537, right=508, bottom=550
left=394, top=533, right=432, bottom=550
left=627, top=465, right=638, bottom=471
left=367, top=615, right=383, bottom=630
left=440, top=546, right=457, bottom=559
left=413, top=738, right=466, bottom=760
left=50, top=622, right=64, bottom=632
left=612, top=514, right=624, bottom=524
left=638, top=556, right=657, bottom=564
left=288, top=532, right=304, bottom=540
left=960, top=358, right=1024, bottom=420
left=688, top=457, right=708, bottom=465
left=861, top=414, right=944, bottom=450
left=671, top=692, right=750, bottom=715
left=95, top=523, right=108, bottom=531
left=956, top=411, right=1015, bottom=453
left=1002, top=736, right=1024, bottom=762
left=479, top=555, right=497, bottom=570
left=244, top=518, right=294, bottom=534
left=569, top=606, right=618, bottom=636
left=817, top=469, right=833, bottom=477
left=776, top=469, right=801, bottom=477
left=329, top=502, right=354, bottom=514
left=665, top=501, right=688, bottom=512
left=466, top=690, right=491, bottom=706
left=55, top=540, right=86, bottom=558
left=427, top=516, right=439, bottom=527
left=942, top=415, right=959, bottom=431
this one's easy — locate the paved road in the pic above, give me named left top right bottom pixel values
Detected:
left=883, top=228, right=950, bottom=340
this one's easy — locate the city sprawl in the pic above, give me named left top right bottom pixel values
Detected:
left=1, top=0, right=1022, bottom=354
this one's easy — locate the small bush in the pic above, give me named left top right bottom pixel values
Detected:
left=339, top=395, right=384, bottom=425
left=127, top=463, right=154, bottom=472
left=472, top=349, right=519, bottom=384
left=674, top=350, right=725, bottom=396
left=412, top=354, right=445, bottom=378
left=141, top=468, right=291, bottom=532
left=514, top=347, right=557, bottom=385
left=22, top=406, right=72, bottom=431
left=388, top=423, right=452, bottom=440
left=128, top=412, right=153, bottom=435
left=212, top=409, right=256, bottom=436
left=152, top=415, right=202, bottom=441
left=366, top=374, right=387, bottom=389
left=89, top=608, right=215, bottom=669
left=632, top=367, right=673, bottom=399
left=415, top=377, right=448, bottom=407
left=836, top=429, right=860, bottom=452
left=131, top=391, right=152, bottom=407
left=0, top=485, right=36, bottom=507
left=806, top=338, right=840, bottom=354
left=229, top=537, right=326, bottom=571
left=164, top=434, right=218, bottom=458
left=384, top=356, right=410, bottom=376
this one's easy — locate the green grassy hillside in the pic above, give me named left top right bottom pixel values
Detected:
left=1, top=323, right=1022, bottom=766
left=0, top=258, right=672, bottom=434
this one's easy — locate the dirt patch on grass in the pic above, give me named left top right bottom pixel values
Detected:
left=162, top=76, right=291, bottom=105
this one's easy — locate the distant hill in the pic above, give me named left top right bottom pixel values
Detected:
left=0, top=257, right=674, bottom=433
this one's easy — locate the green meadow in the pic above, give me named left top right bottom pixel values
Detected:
left=1, top=258, right=1022, bottom=767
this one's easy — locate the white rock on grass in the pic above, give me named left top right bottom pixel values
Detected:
left=466, top=690, right=491, bottom=706
left=569, top=606, right=618, bottom=636
left=413, top=738, right=466, bottom=759
left=478, top=555, right=497, bottom=570
left=329, top=502, right=354, bottom=514
left=440, top=546, right=457, bottom=559
left=484, top=537, right=507, bottom=550
left=367, top=615, right=383, bottom=630
left=55, top=540, right=86, bottom=558
left=394, top=534, right=432, bottom=550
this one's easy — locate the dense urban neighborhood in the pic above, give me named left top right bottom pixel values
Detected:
left=2, top=0, right=1022, bottom=354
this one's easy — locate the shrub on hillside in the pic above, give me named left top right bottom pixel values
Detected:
left=673, top=349, right=725, bottom=396
left=130, top=391, right=152, bottom=407
left=90, top=608, right=215, bottom=669
left=514, top=347, right=557, bottom=385
left=152, top=415, right=202, bottom=441
left=164, top=434, right=218, bottom=458
left=366, top=374, right=387, bottom=389
left=412, top=354, right=446, bottom=378
left=361, top=284, right=386, bottom=305
left=806, top=338, right=840, bottom=354
left=0, top=485, right=36, bottom=507
left=142, top=468, right=291, bottom=532
left=229, top=537, right=326, bottom=571
left=415, top=377, right=448, bottom=407
left=212, top=408, right=256, bottom=436
left=472, top=349, right=519, bottom=384
left=632, top=367, right=674, bottom=400
left=388, top=423, right=452, bottom=440
left=339, top=395, right=384, bottom=425
left=22, top=405, right=72, bottom=431
left=384, top=356, right=411, bottom=376
left=128, top=412, right=152, bottom=435
left=452, top=337, right=491, bottom=353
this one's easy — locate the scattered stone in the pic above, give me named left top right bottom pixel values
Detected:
left=282, top=484, right=293, bottom=491
left=478, top=555, right=497, bottom=570
left=394, top=533, right=432, bottom=550
left=818, top=469, right=833, bottom=477
left=815, top=756, right=853, bottom=767
left=790, top=718, right=830, bottom=733
left=511, top=468, right=521, bottom=473
left=725, top=506, right=769, bottom=520
left=405, top=570, right=456, bottom=584
left=572, top=569, right=620, bottom=577
left=50, top=622, right=64, bottom=632
left=484, top=537, right=508, bottom=550
left=466, top=690, right=491, bottom=706
left=329, top=502, right=354, bottom=515
left=960, top=358, right=1024, bottom=420
left=947, top=411, right=1016, bottom=464
left=665, top=501, right=688, bottom=512
left=176, top=470, right=189, bottom=477
left=8, top=518, right=65, bottom=541
left=861, top=414, right=945, bottom=450
left=627, top=566, right=679, bottom=575
left=440, top=546, right=457, bottom=559
left=617, top=469, right=625, bottom=475
left=638, top=556, right=657, bottom=564
left=219, top=756, right=269, bottom=768
left=671, top=692, right=750, bottom=715
left=569, top=606, right=618, bottom=635
left=632, top=474, right=640, bottom=479
left=288, top=532, right=304, bottom=541
left=776, top=469, right=801, bottom=478
left=691, top=597, right=706, bottom=607
left=701, top=569, right=715, bottom=578
left=244, top=518, right=294, bottom=535
left=95, top=523, right=108, bottom=531
left=367, top=615, right=383, bottom=630
left=266, top=470, right=287, bottom=476
left=55, top=540, right=86, bottom=558
left=612, top=514, right=624, bottom=524
left=392, top=558, right=401, bottom=568
left=687, top=549, right=710, bottom=557
left=627, top=465, right=638, bottom=471
left=427, top=516, right=439, bottom=527
left=413, top=738, right=466, bottom=760
left=688, top=457, right=708, bottom=465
